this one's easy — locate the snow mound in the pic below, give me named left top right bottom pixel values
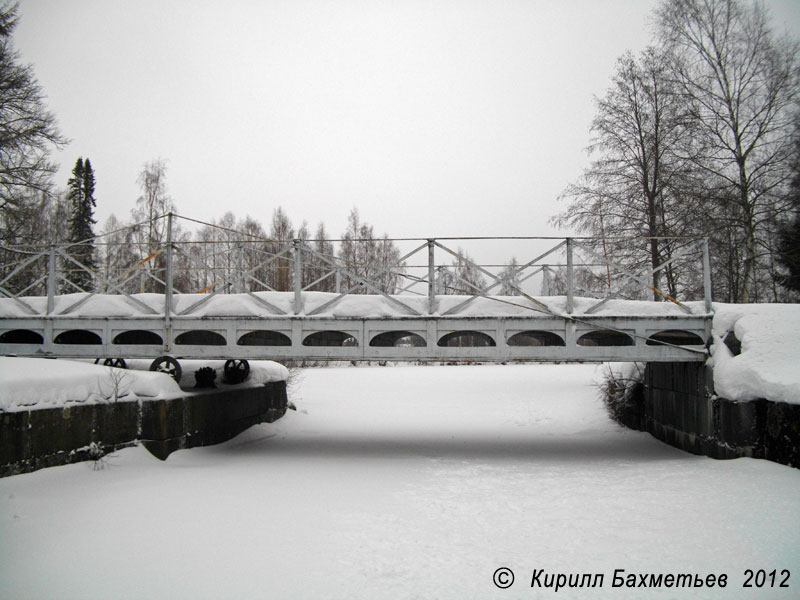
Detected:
left=710, top=303, right=800, bottom=404
left=0, top=358, right=289, bottom=413
left=0, top=357, right=182, bottom=412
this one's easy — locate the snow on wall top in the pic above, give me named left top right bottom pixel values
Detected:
left=0, top=291, right=707, bottom=319
left=0, top=358, right=290, bottom=412
left=0, top=357, right=183, bottom=412
left=709, top=303, right=800, bottom=405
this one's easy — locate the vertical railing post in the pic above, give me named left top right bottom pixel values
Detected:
left=46, top=245, right=56, bottom=315
left=702, top=237, right=713, bottom=313
left=335, top=267, right=341, bottom=294
left=164, top=213, right=174, bottom=351
left=236, top=242, right=244, bottom=294
left=293, top=239, right=303, bottom=314
left=542, top=265, right=550, bottom=296
left=427, top=239, right=436, bottom=315
left=566, top=238, right=574, bottom=314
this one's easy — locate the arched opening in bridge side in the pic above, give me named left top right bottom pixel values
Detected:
left=113, top=330, right=163, bottom=345
left=437, top=331, right=496, bottom=347
left=577, top=330, right=634, bottom=347
left=238, top=330, right=292, bottom=346
left=646, top=330, right=705, bottom=346
left=507, top=331, right=565, bottom=347
left=175, top=330, right=226, bottom=346
left=303, top=331, right=358, bottom=347
left=54, top=330, right=102, bottom=345
left=0, top=329, right=43, bottom=344
left=369, top=331, right=426, bottom=347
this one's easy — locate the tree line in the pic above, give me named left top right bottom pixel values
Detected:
left=3, top=151, right=502, bottom=297
left=553, top=0, right=800, bottom=302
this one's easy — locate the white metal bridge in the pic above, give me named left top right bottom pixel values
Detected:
left=1, top=214, right=713, bottom=380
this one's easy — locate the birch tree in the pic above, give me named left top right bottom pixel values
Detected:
left=554, top=48, right=695, bottom=299
left=130, top=159, right=177, bottom=292
left=306, top=222, right=336, bottom=292
left=338, top=208, right=402, bottom=294
left=657, top=0, right=800, bottom=301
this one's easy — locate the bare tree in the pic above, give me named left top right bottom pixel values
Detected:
left=306, top=222, right=336, bottom=292
left=554, top=48, right=697, bottom=299
left=238, top=215, right=270, bottom=293
left=338, top=208, right=401, bottom=294
left=498, top=257, right=521, bottom=295
left=657, top=0, right=800, bottom=301
left=129, top=159, right=176, bottom=292
left=435, top=248, right=486, bottom=295
left=97, top=214, right=135, bottom=293
left=0, top=2, right=67, bottom=218
left=268, top=206, right=294, bottom=291
left=0, top=2, right=66, bottom=293
left=0, top=189, right=69, bottom=294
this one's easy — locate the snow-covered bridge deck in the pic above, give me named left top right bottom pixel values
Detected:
left=0, top=291, right=711, bottom=364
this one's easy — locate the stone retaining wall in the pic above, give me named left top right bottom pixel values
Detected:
left=0, top=381, right=288, bottom=477
left=620, top=363, right=799, bottom=468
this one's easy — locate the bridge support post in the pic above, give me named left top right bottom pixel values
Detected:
left=702, top=238, right=713, bottom=313
left=427, top=240, right=436, bottom=314
left=293, top=239, right=304, bottom=314
left=46, top=245, right=56, bottom=315
left=566, top=238, right=574, bottom=314
left=236, top=242, right=244, bottom=294
left=164, top=213, right=174, bottom=351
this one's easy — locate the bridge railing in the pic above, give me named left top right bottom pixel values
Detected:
left=0, top=213, right=713, bottom=318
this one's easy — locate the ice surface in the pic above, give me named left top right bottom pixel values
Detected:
left=1, top=364, right=797, bottom=600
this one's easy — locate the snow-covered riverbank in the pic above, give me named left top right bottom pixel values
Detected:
left=1, top=364, right=798, bottom=599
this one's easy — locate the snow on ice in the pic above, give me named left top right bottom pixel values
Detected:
left=1, top=364, right=798, bottom=600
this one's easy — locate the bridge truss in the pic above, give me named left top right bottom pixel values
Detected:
left=0, top=214, right=714, bottom=375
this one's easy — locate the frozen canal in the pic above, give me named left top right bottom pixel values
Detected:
left=1, top=364, right=799, bottom=599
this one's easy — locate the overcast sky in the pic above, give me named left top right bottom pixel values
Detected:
left=13, top=0, right=800, bottom=242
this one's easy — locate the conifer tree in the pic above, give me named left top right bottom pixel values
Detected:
left=66, top=157, right=97, bottom=291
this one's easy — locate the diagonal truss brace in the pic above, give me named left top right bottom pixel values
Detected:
left=437, top=240, right=559, bottom=316
left=54, top=248, right=159, bottom=315
left=174, top=243, right=290, bottom=316
left=302, top=242, right=425, bottom=316
left=573, top=241, right=693, bottom=315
